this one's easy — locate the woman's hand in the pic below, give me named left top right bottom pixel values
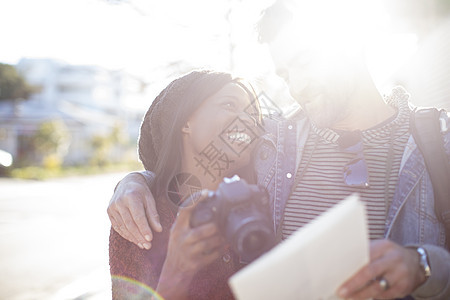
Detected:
left=157, top=191, right=225, bottom=299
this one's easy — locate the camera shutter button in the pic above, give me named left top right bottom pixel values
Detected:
left=222, top=253, right=231, bottom=263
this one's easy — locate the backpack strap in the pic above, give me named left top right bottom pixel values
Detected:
left=410, top=108, right=450, bottom=249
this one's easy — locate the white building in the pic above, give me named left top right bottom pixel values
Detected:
left=0, top=58, right=147, bottom=166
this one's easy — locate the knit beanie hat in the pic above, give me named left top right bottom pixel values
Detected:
left=138, top=70, right=234, bottom=171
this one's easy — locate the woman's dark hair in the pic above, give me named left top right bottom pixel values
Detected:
left=138, top=70, right=261, bottom=199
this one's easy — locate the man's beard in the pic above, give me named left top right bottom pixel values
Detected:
left=303, top=95, right=351, bottom=129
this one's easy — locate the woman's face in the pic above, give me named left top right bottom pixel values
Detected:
left=184, top=82, right=260, bottom=179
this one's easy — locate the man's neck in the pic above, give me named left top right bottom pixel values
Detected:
left=331, top=78, right=396, bottom=132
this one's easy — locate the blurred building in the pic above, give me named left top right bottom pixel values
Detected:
left=0, top=58, right=147, bottom=166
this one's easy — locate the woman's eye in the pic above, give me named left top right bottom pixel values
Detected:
left=224, top=102, right=236, bottom=109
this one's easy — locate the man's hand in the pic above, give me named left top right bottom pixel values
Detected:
left=337, top=239, right=426, bottom=299
left=107, top=173, right=162, bottom=250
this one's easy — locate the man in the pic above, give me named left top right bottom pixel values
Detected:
left=108, top=1, right=450, bottom=299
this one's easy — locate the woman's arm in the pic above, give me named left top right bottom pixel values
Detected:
left=110, top=191, right=224, bottom=299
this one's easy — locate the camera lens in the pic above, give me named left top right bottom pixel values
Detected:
left=230, top=220, right=274, bottom=263
left=241, top=231, right=266, bottom=255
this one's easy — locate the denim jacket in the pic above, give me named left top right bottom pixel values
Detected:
left=253, top=109, right=450, bottom=300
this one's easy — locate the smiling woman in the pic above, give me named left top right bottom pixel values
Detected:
left=138, top=70, right=262, bottom=199
left=109, top=69, right=263, bottom=299
left=180, top=81, right=261, bottom=180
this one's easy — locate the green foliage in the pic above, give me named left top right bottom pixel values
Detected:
left=7, top=120, right=139, bottom=179
left=32, top=119, right=70, bottom=168
left=0, top=63, right=37, bottom=101
left=33, top=120, right=70, bottom=155
left=90, top=134, right=112, bottom=166
left=89, top=122, right=128, bottom=167
left=9, top=161, right=143, bottom=180
left=10, top=166, right=59, bottom=180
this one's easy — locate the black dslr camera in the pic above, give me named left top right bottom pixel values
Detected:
left=189, top=176, right=275, bottom=263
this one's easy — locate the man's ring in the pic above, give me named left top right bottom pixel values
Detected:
left=378, top=277, right=389, bottom=291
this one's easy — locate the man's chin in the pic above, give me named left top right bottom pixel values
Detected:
left=306, top=109, right=339, bottom=129
left=303, top=102, right=328, bottom=128
left=303, top=96, right=348, bottom=129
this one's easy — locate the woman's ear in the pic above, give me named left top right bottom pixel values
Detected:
left=181, top=122, right=191, bottom=134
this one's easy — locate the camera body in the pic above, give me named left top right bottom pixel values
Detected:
left=189, top=176, right=275, bottom=263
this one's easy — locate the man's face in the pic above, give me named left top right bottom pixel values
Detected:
left=267, top=23, right=360, bottom=129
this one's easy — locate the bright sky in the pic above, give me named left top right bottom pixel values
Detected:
left=0, top=0, right=419, bottom=88
left=0, top=0, right=274, bottom=80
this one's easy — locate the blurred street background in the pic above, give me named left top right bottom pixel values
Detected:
left=0, top=172, right=126, bottom=299
left=1, top=0, right=450, bottom=299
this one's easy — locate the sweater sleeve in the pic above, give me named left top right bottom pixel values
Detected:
left=109, top=204, right=171, bottom=300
